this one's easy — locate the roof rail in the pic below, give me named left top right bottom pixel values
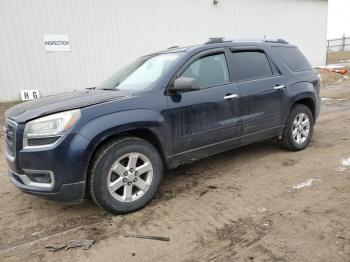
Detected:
left=264, top=39, right=289, bottom=44
left=167, top=45, right=179, bottom=49
left=204, top=38, right=289, bottom=45
left=204, top=37, right=225, bottom=44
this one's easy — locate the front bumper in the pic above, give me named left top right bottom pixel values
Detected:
left=5, top=128, right=91, bottom=203
left=11, top=170, right=86, bottom=203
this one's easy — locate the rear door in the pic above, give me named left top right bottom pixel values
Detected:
left=229, top=47, right=286, bottom=143
left=166, top=48, right=241, bottom=156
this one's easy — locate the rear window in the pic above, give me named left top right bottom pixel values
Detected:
left=273, top=47, right=312, bottom=72
left=231, top=51, right=273, bottom=81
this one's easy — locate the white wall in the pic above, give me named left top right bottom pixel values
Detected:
left=0, top=0, right=328, bottom=102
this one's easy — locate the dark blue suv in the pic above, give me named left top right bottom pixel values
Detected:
left=4, top=38, right=320, bottom=214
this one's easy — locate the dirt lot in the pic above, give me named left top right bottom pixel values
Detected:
left=1, top=71, right=350, bottom=262
left=327, top=51, right=350, bottom=64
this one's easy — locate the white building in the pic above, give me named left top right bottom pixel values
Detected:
left=0, top=0, right=328, bottom=102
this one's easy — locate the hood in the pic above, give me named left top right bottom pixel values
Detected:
left=5, top=89, right=130, bottom=123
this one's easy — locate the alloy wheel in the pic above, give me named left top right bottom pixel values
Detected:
left=107, top=152, right=153, bottom=202
left=292, top=113, right=310, bottom=144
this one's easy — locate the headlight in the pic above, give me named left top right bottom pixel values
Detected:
left=23, top=109, right=81, bottom=147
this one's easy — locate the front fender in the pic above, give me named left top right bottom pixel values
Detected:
left=77, top=109, right=167, bottom=177
left=80, top=109, right=164, bottom=140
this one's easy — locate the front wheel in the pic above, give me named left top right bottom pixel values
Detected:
left=89, top=137, right=163, bottom=214
left=279, top=104, right=314, bottom=151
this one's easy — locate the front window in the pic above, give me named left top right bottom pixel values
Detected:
left=97, top=53, right=183, bottom=91
left=181, top=53, right=229, bottom=88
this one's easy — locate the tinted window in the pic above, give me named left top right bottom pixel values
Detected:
left=231, top=51, right=273, bottom=81
left=273, top=47, right=312, bottom=72
left=181, top=53, right=229, bottom=88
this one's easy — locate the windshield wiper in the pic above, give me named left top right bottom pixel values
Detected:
left=101, top=82, right=120, bottom=91
left=101, top=87, right=119, bottom=91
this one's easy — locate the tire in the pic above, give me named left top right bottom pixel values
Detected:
left=89, top=137, right=163, bottom=214
left=279, top=104, right=314, bottom=151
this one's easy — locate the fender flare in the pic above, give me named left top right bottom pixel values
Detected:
left=285, top=82, right=318, bottom=120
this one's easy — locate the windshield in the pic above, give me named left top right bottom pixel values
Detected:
left=97, top=53, right=182, bottom=91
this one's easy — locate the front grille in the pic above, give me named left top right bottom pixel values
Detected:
left=4, top=120, right=16, bottom=158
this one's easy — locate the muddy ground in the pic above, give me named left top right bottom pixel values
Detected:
left=0, top=72, right=350, bottom=262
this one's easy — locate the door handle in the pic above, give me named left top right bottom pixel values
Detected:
left=274, top=85, right=285, bottom=90
left=224, top=94, right=239, bottom=100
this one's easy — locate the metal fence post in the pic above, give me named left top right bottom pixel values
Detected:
left=327, top=40, right=329, bottom=52
left=326, top=40, right=329, bottom=65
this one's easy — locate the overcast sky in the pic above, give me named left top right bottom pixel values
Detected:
left=328, top=0, right=350, bottom=39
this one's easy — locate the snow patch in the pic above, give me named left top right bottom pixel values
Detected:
left=341, top=158, right=350, bottom=166
left=316, top=65, right=345, bottom=69
left=292, top=179, right=321, bottom=189
left=336, top=166, right=346, bottom=172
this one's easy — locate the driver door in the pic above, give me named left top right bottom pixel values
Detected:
left=166, top=48, right=241, bottom=159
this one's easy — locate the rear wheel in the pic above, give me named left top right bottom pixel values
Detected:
left=89, top=137, right=163, bottom=214
left=279, top=104, right=314, bottom=151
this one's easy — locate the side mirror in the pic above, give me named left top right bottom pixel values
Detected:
left=172, top=77, right=200, bottom=92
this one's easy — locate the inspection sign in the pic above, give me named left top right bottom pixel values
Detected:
left=43, top=34, right=70, bottom=52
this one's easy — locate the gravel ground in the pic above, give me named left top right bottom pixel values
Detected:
left=0, top=74, right=350, bottom=262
